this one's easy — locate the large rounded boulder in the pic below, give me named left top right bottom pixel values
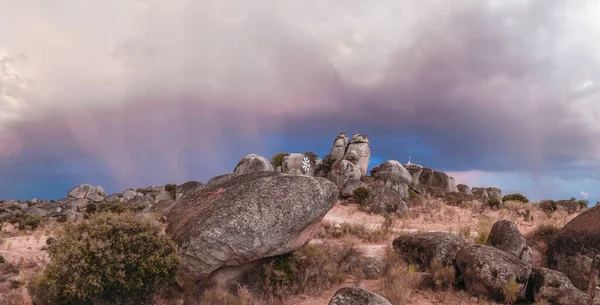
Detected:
left=373, top=160, right=412, bottom=198
left=530, top=267, right=588, bottom=305
left=366, top=186, right=408, bottom=215
left=233, top=154, right=274, bottom=175
left=547, top=205, right=600, bottom=291
left=456, top=244, right=531, bottom=302
left=328, top=287, right=391, bottom=305
left=393, top=232, right=466, bottom=269
left=487, top=220, right=528, bottom=259
left=67, top=184, right=106, bottom=202
left=457, top=184, right=472, bottom=195
left=166, top=171, right=338, bottom=288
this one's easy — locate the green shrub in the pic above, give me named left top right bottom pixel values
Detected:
left=502, top=193, right=529, bottom=203
left=578, top=199, right=589, bottom=210
left=314, top=155, right=336, bottom=177
left=29, top=212, right=180, bottom=305
left=7, top=214, right=45, bottom=231
left=164, top=184, right=177, bottom=199
left=487, top=198, right=501, bottom=209
left=85, top=203, right=97, bottom=214
left=352, top=187, right=371, bottom=205
left=270, top=153, right=289, bottom=168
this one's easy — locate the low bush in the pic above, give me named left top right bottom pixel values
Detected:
left=502, top=193, right=529, bottom=203
left=314, top=155, right=335, bottom=177
left=28, top=212, right=180, bottom=305
left=539, top=200, right=557, bottom=213
left=244, top=243, right=362, bottom=299
left=369, top=166, right=379, bottom=177
left=164, top=184, right=177, bottom=199
left=352, top=187, right=370, bottom=205
left=6, top=214, right=45, bottom=231
left=487, top=198, right=501, bottom=210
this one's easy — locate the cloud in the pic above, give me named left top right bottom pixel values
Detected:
left=1, top=0, right=600, bottom=197
left=580, top=191, right=590, bottom=199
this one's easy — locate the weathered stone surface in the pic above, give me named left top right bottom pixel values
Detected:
left=341, top=180, right=366, bottom=198
left=24, top=207, right=47, bottom=218
left=105, top=193, right=120, bottom=203
left=366, top=186, right=408, bottom=215
left=166, top=171, right=338, bottom=287
left=457, top=184, right=472, bottom=195
left=487, top=220, right=528, bottom=259
left=456, top=244, right=531, bottom=302
left=393, top=232, right=466, bottom=269
left=530, top=267, right=588, bottom=305
left=330, top=132, right=349, bottom=161
left=373, top=160, right=411, bottom=198
left=282, top=153, right=313, bottom=176
left=345, top=134, right=370, bottom=177
left=486, top=187, right=503, bottom=203
left=233, top=154, right=274, bottom=175
left=122, top=189, right=137, bottom=201
left=205, top=174, right=236, bottom=188
left=176, top=181, right=204, bottom=199
left=407, top=168, right=458, bottom=193
left=471, top=187, right=489, bottom=201
left=328, top=287, right=391, bottom=305
left=547, top=205, right=600, bottom=291
left=155, top=190, right=173, bottom=203
left=328, top=152, right=362, bottom=187
left=67, top=184, right=106, bottom=202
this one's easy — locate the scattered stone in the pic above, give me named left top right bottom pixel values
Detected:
left=487, top=220, right=528, bottom=259
left=328, top=287, right=391, bottom=305
left=456, top=244, right=531, bottom=302
left=530, top=267, right=588, bottom=305
left=393, top=232, right=466, bottom=269
left=122, top=189, right=137, bottom=201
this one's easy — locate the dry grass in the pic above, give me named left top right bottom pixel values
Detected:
left=474, top=215, right=493, bottom=244
left=317, top=216, right=395, bottom=243
left=378, top=246, right=420, bottom=304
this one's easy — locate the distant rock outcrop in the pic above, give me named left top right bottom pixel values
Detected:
left=67, top=184, right=106, bottom=203
left=166, top=171, right=338, bottom=288
left=406, top=167, right=458, bottom=193
left=328, top=287, right=392, bottom=305
left=233, top=154, right=274, bottom=175
left=457, top=184, right=472, bottom=195
left=373, top=160, right=412, bottom=198
left=472, top=187, right=489, bottom=201
left=345, top=134, right=370, bottom=177
left=329, top=132, right=349, bottom=161
left=486, top=187, right=503, bottom=203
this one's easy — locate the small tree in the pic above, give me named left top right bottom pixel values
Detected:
left=370, top=166, right=379, bottom=177
left=314, top=154, right=336, bottom=178
left=487, top=198, right=501, bottom=210
left=270, top=153, right=289, bottom=168
left=29, top=212, right=180, bottom=305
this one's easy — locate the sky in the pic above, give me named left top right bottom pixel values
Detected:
left=0, top=0, right=599, bottom=202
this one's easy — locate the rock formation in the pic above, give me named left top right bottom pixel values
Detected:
left=233, top=154, right=274, bottom=175
left=471, top=187, right=489, bottom=202
left=547, top=204, right=600, bottom=291
left=456, top=244, right=531, bottom=302
left=329, top=132, right=349, bottom=161
left=393, top=232, right=466, bottom=269
left=373, top=160, right=412, bottom=198
left=328, top=151, right=362, bottom=187
left=407, top=167, right=458, bottom=193
left=281, top=153, right=313, bottom=176
left=165, top=171, right=338, bottom=288
left=487, top=220, right=530, bottom=261
left=67, top=184, right=106, bottom=203
left=530, top=267, right=588, bottom=305
left=457, top=184, right=472, bottom=195
left=365, top=186, right=408, bottom=215
left=345, top=134, right=370, bottom=177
